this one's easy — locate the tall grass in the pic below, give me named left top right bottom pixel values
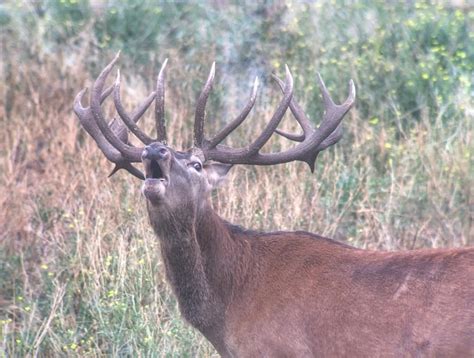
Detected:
left=1, top=1, right=473, bottom=356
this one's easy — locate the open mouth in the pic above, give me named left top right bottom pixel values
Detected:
left=143, top=159, right=168, bottom=184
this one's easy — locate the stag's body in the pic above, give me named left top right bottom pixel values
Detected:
left=74, top=54, right=474, bottom=357
left=150, top=199, right=474, bottom=357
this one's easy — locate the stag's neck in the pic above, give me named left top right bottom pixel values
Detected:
left=150, top=202, right=249, bottom=333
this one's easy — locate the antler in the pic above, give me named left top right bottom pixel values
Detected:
left=74, top=53, right=355, bottom=180
left=73, top=53, right=168, bottom=179
left=195, top=68, right=355, bottom=171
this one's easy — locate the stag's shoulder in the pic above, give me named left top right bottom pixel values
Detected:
left=225, top=221, right=356, bottom=249
left=259, top=230, right=358, bottom=250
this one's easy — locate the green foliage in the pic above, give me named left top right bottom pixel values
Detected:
left=2, top=1, right=472, bottom=126
left=44, top=0, right=91, bottom=42
left=93, top=1, right=169, bottom=62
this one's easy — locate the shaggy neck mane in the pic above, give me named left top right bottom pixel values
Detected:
left=149, top=201, right=251, bottom=340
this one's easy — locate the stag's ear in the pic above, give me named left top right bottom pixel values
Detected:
left=204, top=163, right=233, bottom=189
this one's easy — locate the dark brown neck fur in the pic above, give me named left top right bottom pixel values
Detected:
left=147, top=200, right=251, bottom=349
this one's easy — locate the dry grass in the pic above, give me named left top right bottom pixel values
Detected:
left=1, top=36, right=472, bottom=357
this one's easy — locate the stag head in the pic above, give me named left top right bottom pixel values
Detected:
left=73, top=53, right=355, bottom=210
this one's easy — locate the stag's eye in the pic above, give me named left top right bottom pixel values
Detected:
left=190, top=162, right=202, bottom=172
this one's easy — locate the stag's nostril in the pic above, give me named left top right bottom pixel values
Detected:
left=142, top=145, right=168, bottom=160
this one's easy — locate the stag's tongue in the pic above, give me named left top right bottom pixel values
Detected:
left=151, top=160, right=164, bottom=179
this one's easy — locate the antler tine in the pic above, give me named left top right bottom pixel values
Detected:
left=101, top=84, right=114, bottom=103
left=317, top=124, right=343, bottom=151
left=155, top=58, right=168, bottom=143
left=194, top=62, right=216, bottom=147
left=272, top=74, right=313, bottom=134
left=108, top=162, right=145, bottom=179
left=274, top=129, right=305, bottom=142
left=312, top=73, right=355, bottom=145
left=246, top=65, right=293, bottom=156
left=208, top=76, right=259, bottom=148
left=89, top=52, right=143, bottom=161
left=130, top=90, right=157, bottom=125
left=112, top=89, right=157, bottom=143
left=318, top=73, right=356, bottom=108
left=113, top=69, right=155, bottom=145
left=272, top=74, right=312, bottom=142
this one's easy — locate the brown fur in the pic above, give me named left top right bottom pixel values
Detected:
left=134, top=144, right=474, bottom=356
left=148, top=197, right=473, bottom=357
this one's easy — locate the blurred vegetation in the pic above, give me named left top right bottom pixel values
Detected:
left=1, top=0, right=473, bottom=356
left=2, top=1, right=473, bottom=123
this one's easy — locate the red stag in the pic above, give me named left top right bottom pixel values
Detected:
left=74, top=53, right=474, bottom=357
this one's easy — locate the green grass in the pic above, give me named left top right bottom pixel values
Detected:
left=0, top=1, right=473, bottom=356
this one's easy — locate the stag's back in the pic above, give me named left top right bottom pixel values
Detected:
left=225, top=232, right=474, bottom=357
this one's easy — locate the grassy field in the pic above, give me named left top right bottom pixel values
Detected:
left=0, top=1, right=473, bottom=356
